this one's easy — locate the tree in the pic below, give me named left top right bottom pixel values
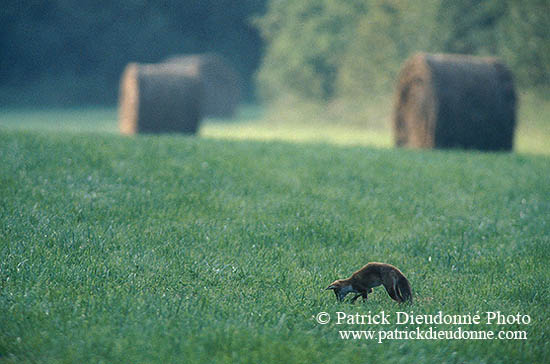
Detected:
left=255, top=0, right=550, bottom=105
left=255, top=0, right=367, bottom=101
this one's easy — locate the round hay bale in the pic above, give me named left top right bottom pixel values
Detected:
left=118, top=62, right=203, bottom=135
left=163, top=53, right=242, bottom=118
left=393, top=53, right=517, bottom=151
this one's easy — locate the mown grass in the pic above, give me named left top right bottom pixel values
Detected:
left=1, top=89, right=549, bottom=155
left=1, top=115, right=549, bottom=363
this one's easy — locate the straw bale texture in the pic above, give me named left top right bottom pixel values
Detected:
left=393, top=53, right=517, bottom=151
left=119, top=63, right=202, bottom=134
left=164, top=53, right=241, bottom=117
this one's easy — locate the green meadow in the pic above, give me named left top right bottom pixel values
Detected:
left=1, top=103, right=549, bottom=363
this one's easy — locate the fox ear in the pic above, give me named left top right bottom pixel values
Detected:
left=326, top=284, right=337, bottom=290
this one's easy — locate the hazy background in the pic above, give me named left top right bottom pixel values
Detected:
left=1, top=0, right=548, bottom=109
left=0, top=0, right=550, bottom=146
left=0, top=1, right=266, bottom=106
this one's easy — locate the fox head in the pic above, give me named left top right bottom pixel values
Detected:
left=325, top=279, right=357, bottom=301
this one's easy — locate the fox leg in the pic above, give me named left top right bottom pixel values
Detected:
left=350, top=294, right=362, bottom=304
left=395, top=283, right=406, bottom=302
left=383, top=284, right=399, bottom=301
left=361, top=288, right=372, bottom=302
left=396, top=277, right=412, bottom=302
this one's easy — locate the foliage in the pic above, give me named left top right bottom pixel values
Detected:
left=255, top=0, right=368, bottom=101
left=256, top=0, right=550, bottom=102
left=494, top=0, right=550, bottom=87
left=0, top=0, right=266, bottom=105
left=337, top=0, right=441, bottom=97
left=438, top=0, right=550, bottom=87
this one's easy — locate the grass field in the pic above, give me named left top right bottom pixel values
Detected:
left=1, top=102, right=550, bottom=363
left=1, top=89, right=549, bottom=154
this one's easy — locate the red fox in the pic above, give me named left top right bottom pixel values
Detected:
left=326, top=262, right=412, bottom=303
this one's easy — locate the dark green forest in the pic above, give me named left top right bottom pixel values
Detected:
left=0, top=1, right=266, bottom=106
left=1, top=0, right=548, bottom=107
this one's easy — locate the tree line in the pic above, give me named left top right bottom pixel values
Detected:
left=256, top=0, right=550, bottom=103
left=1, top=0, right=548, bottom=106
left=0, top=0, right=266, bottom=105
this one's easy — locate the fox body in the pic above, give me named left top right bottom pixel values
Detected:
left=326, top=262, right=412, bottom=303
